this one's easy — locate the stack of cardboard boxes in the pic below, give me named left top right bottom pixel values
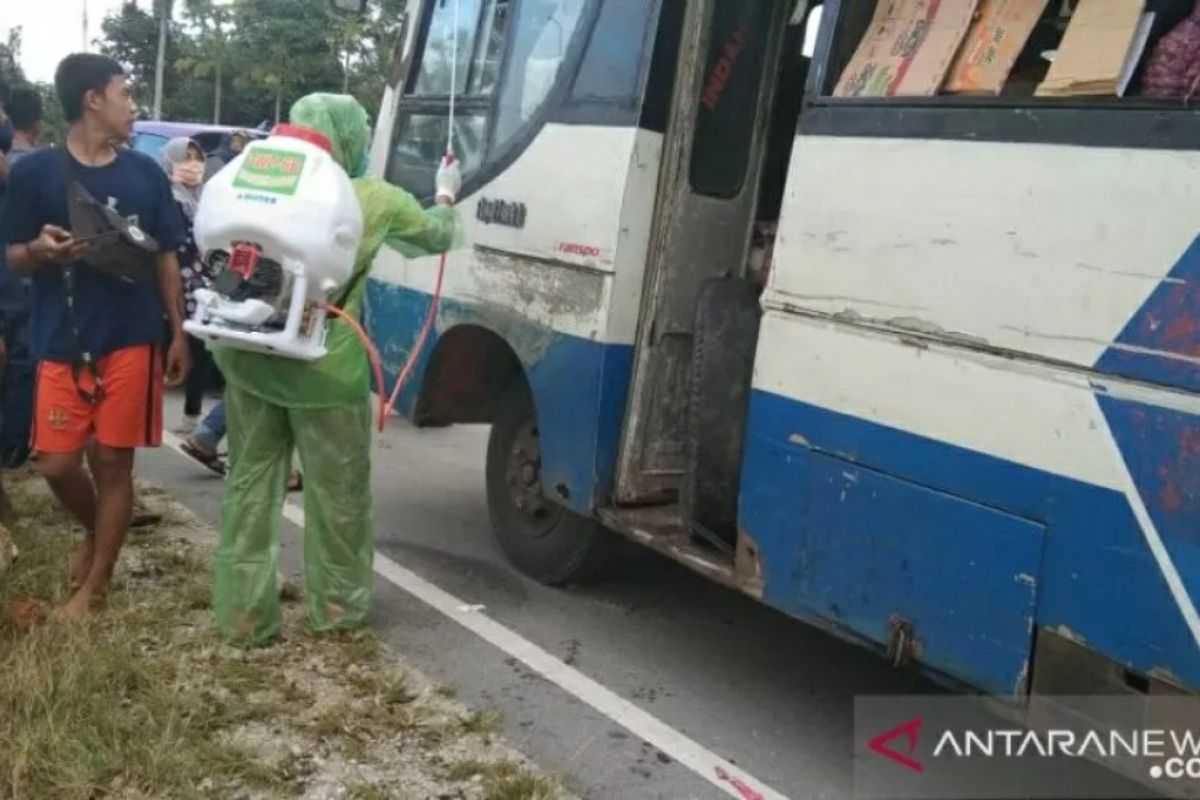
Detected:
left=834, top=0, right=1157, bottom=98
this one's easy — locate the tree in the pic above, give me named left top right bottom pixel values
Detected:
left=96, top=0, right=399, bottom=126
left=100, top=2, right=176, bottom=115
left=36, top=82, right=68, bottom=145
left=336, top=2, right=405, bottom=115
left=230, top=0, right=344, bottom=123
left=178, top=0, right=233, bottom=123
left=331, top=13, right=369, bottom=95
left=0, top=26, right=25, bottom=89
left=152, top=0, right=174, bottom=119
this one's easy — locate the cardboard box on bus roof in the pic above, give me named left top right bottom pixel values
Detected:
left=945, top=0, right=1050, bottom=94
left=834, top=0, right=980, bottom=96
left=1035, top=0, right=1149, bottom=96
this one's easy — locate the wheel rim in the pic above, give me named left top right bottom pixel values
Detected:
left=505, top=422, right=562, bottom=538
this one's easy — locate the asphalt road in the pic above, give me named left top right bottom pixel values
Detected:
left=138, top=393, right=943, bottom=800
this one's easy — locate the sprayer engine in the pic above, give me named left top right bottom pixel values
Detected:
left=185, top=125, right=364, bottom=361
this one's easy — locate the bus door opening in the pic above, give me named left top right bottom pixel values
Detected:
left=613, top=0, right=809, bottom=553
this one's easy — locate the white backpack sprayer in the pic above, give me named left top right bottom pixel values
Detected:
left=185, top=3, right=463, bottom=433
left=186, top=124, right=364, bottom=362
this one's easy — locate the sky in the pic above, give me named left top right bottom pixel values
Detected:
left=4, top=1, right=823, bottom=85
left=1, top=0, right=161, bottom=84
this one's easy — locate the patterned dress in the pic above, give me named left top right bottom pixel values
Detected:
left=1143, top=2, right=1200, bottom=99
left=175, top=201, right=212, bottom=318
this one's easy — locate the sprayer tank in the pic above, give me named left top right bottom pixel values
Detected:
left=185, top=126, right=364, bottom=361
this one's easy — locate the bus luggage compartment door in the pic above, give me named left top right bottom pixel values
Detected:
left=750, top=446, right=1045, bottom=697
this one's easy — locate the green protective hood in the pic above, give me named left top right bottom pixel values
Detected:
left=289, top=93, right=370, bottom=177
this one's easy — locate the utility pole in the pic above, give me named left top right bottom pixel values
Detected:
left=82, top=0, right=89, bottom=51
left=152, top=0, right=170, bottom=120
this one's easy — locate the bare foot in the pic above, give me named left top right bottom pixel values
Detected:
left=66, top=539, right=95, bottom=591
left=57, top=587, right=106, bottom=621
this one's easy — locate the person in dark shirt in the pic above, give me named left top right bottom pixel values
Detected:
left=0, top=85, right=45, bottom=508
left=3, top=54, right=189, bottom=619
left=0, top=78, right=12, bottom=521
left=157, top=136, right=214, bottom=432
left=5, top=85, right=43, bottom=160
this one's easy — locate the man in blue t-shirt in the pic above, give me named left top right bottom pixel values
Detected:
left=0, top=79, right=14, bottom=336
left=0, top=84, right=45, bottom=515
left=3, top=53, right=190, bottom=619
left=0, top=79, right=13, bottom=520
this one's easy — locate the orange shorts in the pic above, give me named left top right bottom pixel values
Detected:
left=33, top=344, right=163, bottom=454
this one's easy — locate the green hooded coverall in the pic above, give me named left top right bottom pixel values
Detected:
left=212, top=93, right=459, bottom=646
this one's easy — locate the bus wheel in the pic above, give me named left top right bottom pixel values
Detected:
left=486, top=383, right=611, bottom=585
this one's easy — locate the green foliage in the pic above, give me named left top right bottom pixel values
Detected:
left=36, top=83, right=68, bottom=145
left=1, top=27, right=25, bottom=88
left=99, top=2, right=172, bottom=112
left=176, top=0, right=233, bottom=122
left=89, top=0, right=401, bottom=127
left=230, top=0, right=345, bottom=121
left=0, top=31, right=65, bottom=146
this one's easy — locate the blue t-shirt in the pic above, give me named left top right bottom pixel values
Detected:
left=2, top=147, right=185, bottom=361
left=0, top=144, right=39, bottom=316
left=0, top=120, right=11, bottom=300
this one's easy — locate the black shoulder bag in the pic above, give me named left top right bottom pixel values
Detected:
left=58, top=148, right=161, bottom=404
left=60, top=147, right=160, bottom=285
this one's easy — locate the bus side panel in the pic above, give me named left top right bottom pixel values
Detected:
left=739, top=423, right=1044, bottom=697
left=739, top=311, right=1200, bottom=693
left=770, top=136, right=1200, bottom=395
left=366, top=265, right=635, bottom=516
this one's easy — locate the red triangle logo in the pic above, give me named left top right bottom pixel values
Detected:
left=868, top=716, right=924, bottom=773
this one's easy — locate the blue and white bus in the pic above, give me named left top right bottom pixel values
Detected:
left=360, top=0, right=1200, bottom=710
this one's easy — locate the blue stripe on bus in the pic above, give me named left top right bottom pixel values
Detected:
left=1095, top=233, right=1200, bottom=394
left=366, top=265, right=1200, bottom=694
left=364, top=279, right=632, bottom=515
left=1097, top=392, right=1200, bottom=597
left=738, top=389, right=1200, bottom=693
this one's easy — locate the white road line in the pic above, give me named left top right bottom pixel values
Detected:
left=160, top=431, right=789, bottom=800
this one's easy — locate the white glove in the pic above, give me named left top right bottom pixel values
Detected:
left=435, top=155, right=462, bottom=205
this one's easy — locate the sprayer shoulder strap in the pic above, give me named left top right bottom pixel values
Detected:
left=333, top=266, right=367, bottom=311
left=56, top=148, right=104, bottom=404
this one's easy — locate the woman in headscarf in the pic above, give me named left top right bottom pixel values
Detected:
left=158, top=137, right=213, bottom=433
left=211, top=94, right=461, bottom=646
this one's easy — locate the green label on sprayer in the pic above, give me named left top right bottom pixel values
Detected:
left=232, top=148, right=307, bottom=195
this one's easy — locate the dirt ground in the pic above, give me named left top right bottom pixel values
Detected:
left=0, top=469, right=570, bottom=800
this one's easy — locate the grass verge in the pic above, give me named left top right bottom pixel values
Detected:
left=0, top=474, right=567, bottom=800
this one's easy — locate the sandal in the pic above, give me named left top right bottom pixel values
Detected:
left=181, top=440, right=227, bottom=476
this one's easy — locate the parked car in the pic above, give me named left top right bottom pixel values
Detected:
left=131, top=121, right=267, bottom=178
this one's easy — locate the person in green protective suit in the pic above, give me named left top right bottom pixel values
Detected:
left=211, top=93, right=461, bottom=646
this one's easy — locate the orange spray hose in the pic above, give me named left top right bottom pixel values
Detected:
left=323, top=249, right=449, bottom=433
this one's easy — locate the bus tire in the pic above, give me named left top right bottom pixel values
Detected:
left=486, top=383, right=612, bottom=586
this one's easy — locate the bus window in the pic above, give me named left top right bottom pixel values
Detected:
left=757, top=3, right=820, bottom=223
left=803, top=5, right=822, bottom=57
left=388, top=0, right=510, bottom=199
left=493, top=0, right=587, bottom=146
left=413, top=0, right=483, bottom=96
left=470, top=0, right=510, bottom=95
left=391, top=114, right=488, bottom=198
left=571, top=0, right=659, bottom=106
left=689, top=0, right=780, bottom=199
